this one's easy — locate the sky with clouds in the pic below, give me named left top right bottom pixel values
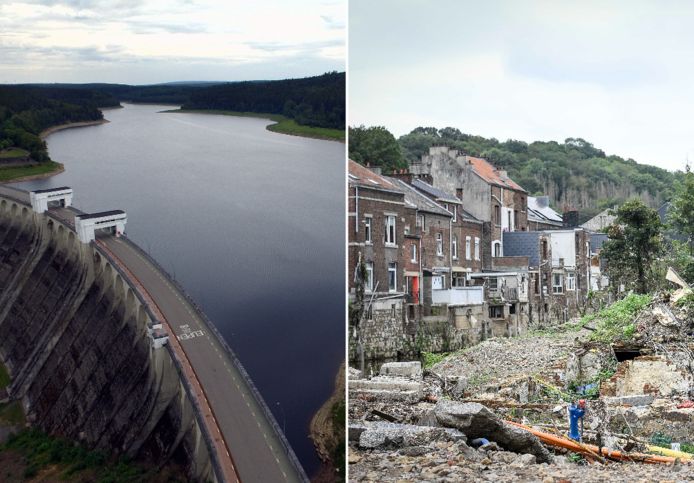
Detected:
left=349, top=0, right=693, bottom=172
left=0, top=0, right=345, bottom=84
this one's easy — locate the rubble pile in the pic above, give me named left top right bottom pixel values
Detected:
left=349, top=293, right=694, bottom=481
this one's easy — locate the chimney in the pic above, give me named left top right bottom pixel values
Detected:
left=498, top=170, right=508, bottom=179
left=563, top=210, right=579, bottom=228
left=370, top=166, right=382, bottom=175
left=390, top=169, right=412, bottom=184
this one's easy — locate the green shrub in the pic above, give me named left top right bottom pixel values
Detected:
left=590, top=294, right=650, bottom=343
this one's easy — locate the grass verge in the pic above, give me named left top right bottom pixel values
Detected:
left=162, top=109, right=345, bottom=142
left=1, top=429, right=187, bottom=482
left=0, top=361, right=9, bottom=390
left=0, top=148, right=29, bottom=159
left=0, top=161, right=62, bottom=183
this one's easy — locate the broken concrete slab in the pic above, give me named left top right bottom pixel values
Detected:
left=349, top=376, right=422, bottom=402
left=434, top=400, right=553, bottom=463
left=601, top=355, right=692, bottom=398
left=603, top=394, right=655, bottom=407
left=357, top=421, right=466, bottom=449
left=380, top=361, right=422, bottom=379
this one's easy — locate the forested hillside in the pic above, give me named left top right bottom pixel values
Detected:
left=349, top=125, right=679, bottom=221
left=183, top=72, right=345, bottom=129
left=0, top=86, right=110, bottom=162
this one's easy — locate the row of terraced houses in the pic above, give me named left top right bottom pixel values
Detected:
left=348, top=146, right=609, bottom=361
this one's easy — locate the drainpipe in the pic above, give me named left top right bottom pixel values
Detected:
left=355, top=186, right=359, bottom=233
left=449, top=216, right=453, bottom=288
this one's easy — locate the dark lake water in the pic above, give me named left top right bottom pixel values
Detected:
left=16, top=103, right=345, bottom=476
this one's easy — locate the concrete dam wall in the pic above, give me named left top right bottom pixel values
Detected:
left=0, top=198, right=215, bottom=481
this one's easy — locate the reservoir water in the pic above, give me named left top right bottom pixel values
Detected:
left=15, top=103, right=345, bottom=475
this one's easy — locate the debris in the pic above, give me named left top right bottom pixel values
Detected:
left=677, top=400, right=694, bottom=409
left=379, top=361, right=422, bottom=379
left=356, top=421, right=466, bottom=449
left=434, top=400, right=554, bottom=463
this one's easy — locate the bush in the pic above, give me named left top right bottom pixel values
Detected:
left=590, top=294, right=651, bottom=343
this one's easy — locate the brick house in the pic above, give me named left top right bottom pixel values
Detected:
left=409, top=146, right=528, bottom=267
left=387, top=178, right=453, bottom=316
left=408, top=178, right=485, bottom=284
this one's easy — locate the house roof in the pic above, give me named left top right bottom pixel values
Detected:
left=466, top=156, right=526, bottom=192
left=411, top=178, right=460, bottom=204
left=387, top=178, right=452, bottom=217
left=348, top=160, right=401, bottom=192
left=528, top=196, right=563, bottom=224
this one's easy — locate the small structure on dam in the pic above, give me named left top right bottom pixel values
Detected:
left=29, top=186, right=73, bottom=213
left=74, top=210, right=127, bottom=243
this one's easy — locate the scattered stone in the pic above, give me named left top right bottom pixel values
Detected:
left=380, top=361, right=422, bottom=379
left=358, top=421, right=466, bottom=449
left=434, top=400, right=553, bottom=463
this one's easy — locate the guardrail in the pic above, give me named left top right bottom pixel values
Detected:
left=124, top=238, right=309, bottom=482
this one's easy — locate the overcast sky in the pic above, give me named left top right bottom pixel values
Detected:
left=0, top=0, right=344, bottom=84
left=349, top=0, right=694, bottom=172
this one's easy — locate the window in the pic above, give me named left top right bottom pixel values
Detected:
left=436, top=233, right=443, bottom=256
left=451, top=205, right=457, bottom=222
left=508, top=211, right=512, bottom=229
left=411, top=243, right=417, bottom=262
left=488, top=277, right=498, bottom=289
left=432, top=275, right=444, bottom=290
left=364, top=217, right=372, bottom=243
left=452, top=273, right=466, bottom=287
left=365, top=262, right=373, bottom=292
left=567, top=272, right=576, bottom=291
left=489, top=305, right=504, bottom=319
left=493, top=241, right=501, bottom=257
left=388, top=262, right=397, bottom=292
left=465, top=236, right=471, bottom=260
left=552, top=273, right=564, bottom=294
left=452, top=236, right=458, bottom=259
left=416, top=214, right=426, bottom=231
left=494, top=205, right=501, bottom=225
left=474, top=237, right=480, bottom=260
left=514, top=210, right=519, bottom=230
left=385, top=215, right=396, bottom=245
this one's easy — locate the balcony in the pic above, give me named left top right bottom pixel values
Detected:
left=432, top=286, right=484, bottom=306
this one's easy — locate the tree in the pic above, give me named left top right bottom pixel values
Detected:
left=602, top=199, right=663, bottom=294
left=668, top=164, right=694, bottom=255
left=348, top=125, right=404, bottom=171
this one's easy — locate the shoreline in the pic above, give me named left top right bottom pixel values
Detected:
left=163, top=108, right=345, bottom=143
left=309, top=362, right=345, bottom=481
left=0, top=162, right=65, bottom=184
left=39, top=119, right=109, bottom=140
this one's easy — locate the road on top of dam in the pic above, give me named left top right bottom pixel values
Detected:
left=0, top=185, right=304, bottom=483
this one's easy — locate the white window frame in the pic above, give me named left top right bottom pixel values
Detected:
left=436, top=233, right=443, bottom=256
left=492, top=240, right=501, bottom=258
left=388, top=262, right=397, bottom=292
left=452, top=235, right=458, bottom=259
left=452, top=205, right=457, bottom=222
left=552, top=272, right=564, bottom=294
left=385, top=215, right=396, bottom=246
left=411, top=243, right=417, bottom=262
left=365, top=262, right=373, bottom=292
left=465, top=236, right=471, bottom=260
left=567, top=272, right=576, bottom=291
left=364, top=216, right=372, bottom=244
left=474, top=237, right=480, bottom=261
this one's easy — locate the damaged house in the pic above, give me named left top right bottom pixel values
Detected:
left=503, top=228, right=593, bottom=325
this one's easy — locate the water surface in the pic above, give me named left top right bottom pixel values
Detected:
left=16, top=103, right=345, bottom=475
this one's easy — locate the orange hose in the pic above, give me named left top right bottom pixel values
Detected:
left=505, top=420, right=684, bottom=465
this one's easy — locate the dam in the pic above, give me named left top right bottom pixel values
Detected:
left=0, top=185, right=307, bottom=482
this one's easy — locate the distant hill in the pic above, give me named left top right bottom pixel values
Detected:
left=350, top=125, right=679, bottom=223
left=26, top=72, right=346, bottom=130
left=182, top=72, right=345, bottom=129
